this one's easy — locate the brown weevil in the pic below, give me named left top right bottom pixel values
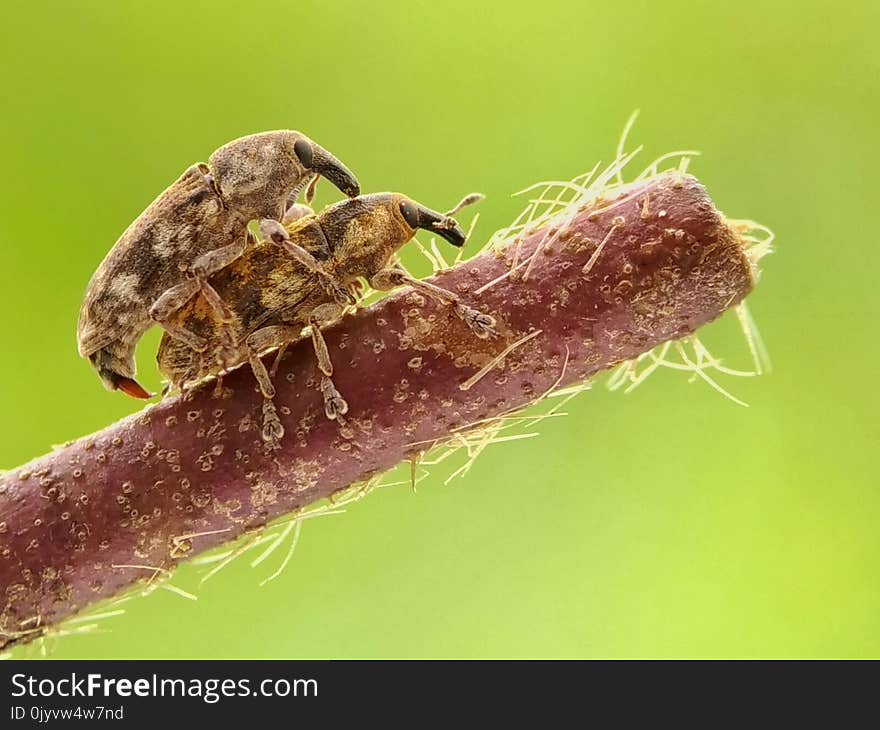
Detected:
left=76, top=130, right=360, bottom=399
left=155, top=192, right=496, bottom=441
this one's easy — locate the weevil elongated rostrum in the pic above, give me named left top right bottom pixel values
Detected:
left=76, top=130, right=360, bottom=399
left=155, top=193, right=497, bottom=441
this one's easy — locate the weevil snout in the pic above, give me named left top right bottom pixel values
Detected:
left=293, top=138, right=360, bottom=199
left=399, top=199, right=467, bottom=247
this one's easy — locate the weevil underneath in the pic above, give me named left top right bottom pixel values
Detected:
left=155, top=192, right=496, bottom=442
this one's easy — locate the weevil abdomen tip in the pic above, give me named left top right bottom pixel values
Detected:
left=115, top=377, right=154, bottom=400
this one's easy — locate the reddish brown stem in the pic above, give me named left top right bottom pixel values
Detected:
left=0, top=174, right=754, bottom=648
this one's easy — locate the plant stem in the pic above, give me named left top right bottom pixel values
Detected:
left=0, top=173, right=755, bottom=649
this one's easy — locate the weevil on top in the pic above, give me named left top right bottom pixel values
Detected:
left=76, top=130, right=360, bottom=399
left=155, top=192, right=496, bottom=442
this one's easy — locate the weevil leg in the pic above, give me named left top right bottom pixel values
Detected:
left=370, top=268, right=498, bottom=339
left=150, top=235, right=249, bottom=350
left=243, top=348, right=282, bottom=444
left=244, top=326, right=295, bottom=444
left=308, top=304, right=349, bottom=420
left=245, top=350, right=276, bottom=399
left=188, top=235, right=249, bottom=322
left=150, top=279, right=208, bottom=351
left=269, top=344, right=289, bottom=378
left=246, top=325, right=301, bottom=366
left=248, top=305, right=348, bottom=422
left=258, top=219, right=355, bottom=306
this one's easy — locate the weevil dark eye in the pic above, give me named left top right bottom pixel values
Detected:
left=293, top=138, right=313, bottom=168
left=400, top=200, right=420, bottom=229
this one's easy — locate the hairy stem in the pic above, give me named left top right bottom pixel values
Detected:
left=0, top=173, right=756, bottom=648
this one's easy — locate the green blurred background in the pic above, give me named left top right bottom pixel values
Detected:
left=1, top=0, right=877, bottom=658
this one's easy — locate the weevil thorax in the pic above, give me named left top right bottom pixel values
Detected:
left=208, top=130, right=311, bottom=219
left=320, top=194, right=416, bottom=281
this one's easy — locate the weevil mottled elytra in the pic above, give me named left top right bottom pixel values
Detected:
left=155, top=193, right=496, bottom=441
left=76, top=130, right=360, bottom=399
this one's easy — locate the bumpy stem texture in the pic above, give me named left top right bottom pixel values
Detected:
left=0, top=174, right=754, bottom=648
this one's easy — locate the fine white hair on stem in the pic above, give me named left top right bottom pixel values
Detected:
left=736, top=301, right=772, bottom=375
left=728, top=218, right=775, bottom=276
left=616, top=109, right=640, bottom=185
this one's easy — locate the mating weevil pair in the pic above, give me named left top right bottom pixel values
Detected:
left=77, top=130, right=496, bottom=441
left=77, top=130, right=359, bottom=398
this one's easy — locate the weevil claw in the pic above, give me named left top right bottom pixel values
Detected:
left=320, top=376, right=349, bottom=420
left=261, top=400, right=285, bottom=444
